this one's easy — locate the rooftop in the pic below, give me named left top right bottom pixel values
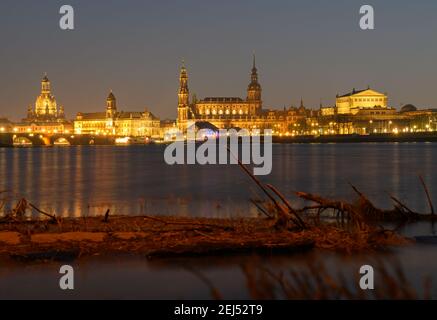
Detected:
left=76, top=110, right=159, bottom=120
left=337, top=88, right=369, bottom=98
left=199, top=97, right=244, bottom=103
left=77, top=112, right=106, bottom=120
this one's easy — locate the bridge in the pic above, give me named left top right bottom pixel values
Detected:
left=0, top=132, right=116, bottom=147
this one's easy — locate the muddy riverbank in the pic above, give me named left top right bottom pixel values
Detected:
left=0, top=215, right=412, bottom=263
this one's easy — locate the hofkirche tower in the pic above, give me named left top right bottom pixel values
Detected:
left=176, top=55, right=264, bottom=132
left=177, top=61, right=190, bottom=131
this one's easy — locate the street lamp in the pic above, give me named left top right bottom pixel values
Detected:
left=368, top=120, right=373, bottom=135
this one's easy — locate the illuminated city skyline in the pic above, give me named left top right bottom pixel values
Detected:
left=2, top=0, right=437, bottom=121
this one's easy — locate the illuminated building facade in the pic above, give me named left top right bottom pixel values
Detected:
left=26, top=74, right=65, bottom=121
left=15, top=74, right=72, bottom=134
left=0, top=118, right=13, bottom=133
left=176, top=56, right=312, bottom=135
left=336, top=88, right=389, bottom=115
left=2, top=71, right=435, bottom=140
left=74, top=91, right=161, bottom=138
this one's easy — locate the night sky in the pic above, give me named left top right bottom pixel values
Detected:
left=1, top=0, right=437, bottom=121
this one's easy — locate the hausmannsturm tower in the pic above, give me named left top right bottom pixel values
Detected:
left=247, top=54, right=262, bottom=112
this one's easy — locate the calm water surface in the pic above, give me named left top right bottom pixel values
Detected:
left=0, top=143, right=435, bottom=217
left=0, top=143, right=436, bottom=299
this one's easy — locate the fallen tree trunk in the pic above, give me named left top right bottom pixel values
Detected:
left=146, top=239, right=315, bottom=258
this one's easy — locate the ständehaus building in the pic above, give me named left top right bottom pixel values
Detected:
left=176, top=56, right=309, bottom=133
left=74, top=91, right=161, bottom=138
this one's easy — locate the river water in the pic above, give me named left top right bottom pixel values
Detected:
left=0, top=143, right=436, bottom=218
left=0, top=143, right=436, bottom=299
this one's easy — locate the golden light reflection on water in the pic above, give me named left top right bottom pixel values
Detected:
left=0, top=144, right=436, bottom=218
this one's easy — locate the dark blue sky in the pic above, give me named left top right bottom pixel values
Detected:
left=1, top=0, right=437, bottom=120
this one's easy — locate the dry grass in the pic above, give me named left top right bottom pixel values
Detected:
left=240, top=258, right=432, bottom=300
left=190, top=257, right=432, bottom=300
left=295, top=180, right=436, bottom=225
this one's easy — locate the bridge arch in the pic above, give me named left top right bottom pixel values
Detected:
left=13, top=134, right=50, bottom=146
left=53, top=137, right=71, bottom=146
left=13, top=136, right=33, bottom=146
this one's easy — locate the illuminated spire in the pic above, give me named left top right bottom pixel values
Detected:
left=178, top=59, right=189, bottom=107
left=179, top=60, right=188, bottom=85
left=251, top=52, right=258, bottom=73
left=250, top=53, right=258, bottom=83
left=180, top=59, right=187, bottom=75
left=247, top=53, right=261, bottom=103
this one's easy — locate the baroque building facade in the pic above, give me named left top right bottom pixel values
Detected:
left=25, top=74, right=66, bottom=121
left=4, top=70, right=436, bottom=142
left=74, top=91, right=161, bottom=138
left=15, top=74, right=72, bottom=134
left=335, top=88, right=389, bottom=115
left=176, top=56, right=312, bottom=134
